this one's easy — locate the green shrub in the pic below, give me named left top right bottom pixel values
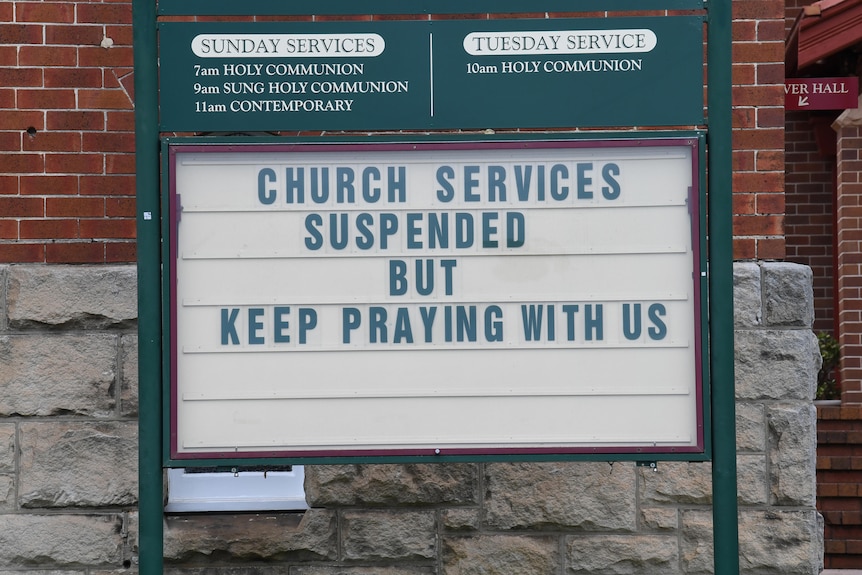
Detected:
left=816, top=332, right=840, bottom=400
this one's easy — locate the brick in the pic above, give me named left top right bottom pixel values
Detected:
left=0, top=221, right=18, bottom=239
left=734, top=172, right=784, bottom=193
left=45, top=153, right=103, bottom=174
left=80, top=219, right=136, bottom=239
left=82, top=132, right=135, bottom=153
left=80, top=175, right=134, bottom=196
left=20, top=219, right=78, bottom=239
left=46, top=110, right=105, bottom=131
left=0, top=67, right=43, bottom=87
left=17, top=89, right=76, bottom=110
left=757, top=19, right=787, bottom=40
left=46, top=197, right=104, bottom=217
left=105, top=197, right=134, bottom=217
left=105, top=153, right=135, bottom=174
left=756, top=193, right=785, bottom=213
left=0, top=197, right=43, bottom=217
left=105, top=241, right=136, bottom=263
left=20, top=175, right=78, bottom=195
left=0, top=175, right=17, bottom=194
left=0, top=111, right=44, bottom=131
left=18, top=46, right=77, bottom=67
left=732, top=84, right=785, bottom=106
left=77, top=3, right=133, bottom=24
left=106, top=110, right=135, bottom=132
left=0, top=153, right=44, bottom=174
left=756, top=62, right=785, bottom=85
left=16, top=2, right=75, bottom=23
left=46, top=242, right=105, bottom=264
left=46, top=24, right=103, bottom=46
left=757, top=238, right=785, bottom=259
left=0, top=24, right=43, bottom=44
left=756, top=150, right=784, bottom=170
left=733, top=128, right=784, bottom=150
left=22, top=131, right=82, bottom=152
left=0, top=131, right=20, bottom=151
left=105, top=25, right=133, bottom=47
left=78, top=46, right=134, bottom=68
left=734, top=237, right=756, bottom=259
left=44, top=68, right=103, bottom=88
left=77, top=89, right=133, bottom=110
left=0, top=244, right=45, bottom=262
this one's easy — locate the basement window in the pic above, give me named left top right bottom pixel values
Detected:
left=165, top=465, right=308, bottom=512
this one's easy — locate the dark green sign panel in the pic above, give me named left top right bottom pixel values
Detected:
left=159, top=17, right=704, bottom=132
left=159, top=0, right=705, bottom=15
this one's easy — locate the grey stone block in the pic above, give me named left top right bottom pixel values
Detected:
left=342, top=510, right=436, bottom=560
left=738, top=510, right=824, bottom=574
left=293, top=568, right=434, bottom=575
left=763, top=262, right=814, bottom=327
left=0, top=265, right=7, bottom=332
left=121, top=334, right=138, bottom=417
left=163, top=509, right=337, bottom=562
left=733, top=262, right=762, bottom=328
left=484, top=462, right=636, bottom=531
left=0, top=475, right=14, bottom=512
left=442, top=508, right=481, bottom=532
left=0, top=334, right=117, bottom=417
left=640, top=507, right=678, bottom=531
left=0, top=514, right=123, bottom=567
left=443, top=535, right=558, bottom=575
left=565, top=534, right=680, bottom=574
left=736, top=454, right=768, bottom=506
left=734, top=329, right=819, bottom=400
left=768, top=402, right=817, bottom=506
left=304, top=464, right=478, bottom=507
left=639, top=461, right=712, bottom=505
left=7, top=265, right=136, bottom=328
left=735, top=402, right=765, bottom=452
left=682, top=509, right=823, bottom=575
left=18, top=422, right=138, bottom=508
left=679, top=510, right=714, bottom=574
left=0, top=423, right=14, bottom=473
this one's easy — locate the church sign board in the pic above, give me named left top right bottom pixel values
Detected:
left=167, top=137, right=707, bottom=460
left=159, top=16, right=704, bottom=132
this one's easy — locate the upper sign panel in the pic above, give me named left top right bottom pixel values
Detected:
left=159, top=0, right=705, bottom=15
left=159, top=17, right=704, bottom=132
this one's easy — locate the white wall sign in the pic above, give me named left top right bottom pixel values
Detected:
left=168, top=139, right=705, bottom=459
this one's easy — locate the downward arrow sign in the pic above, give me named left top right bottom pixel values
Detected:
left=798, top=96, right=809, bottom=107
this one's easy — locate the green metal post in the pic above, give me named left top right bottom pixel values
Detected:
left=707, top=0, right=740, bottom=572
left=133, top=0, right=164, bottom=572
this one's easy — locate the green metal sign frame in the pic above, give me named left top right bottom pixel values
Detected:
left=158, top=0, right=705, bottom=16
left=136, top=2, right=737, bottom=574
left=159, top=17, right=705, bottom=132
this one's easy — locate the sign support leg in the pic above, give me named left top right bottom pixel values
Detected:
left=133, top=0, right=164, bottom=572
left=707, top=0, right=740, bottom=572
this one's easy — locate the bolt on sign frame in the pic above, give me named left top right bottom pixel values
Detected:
left=134, top=2, right=736, bottom=574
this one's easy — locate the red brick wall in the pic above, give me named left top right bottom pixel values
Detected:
left=732, top=0, right=787, bottom=260
left=0, top=1, right=136, bottom=264
left=835, top=124, right=862, bottom=403
left=0, top=2, right=785, bottom=263
left=818, top=405, right=862, bottom=568
left=785, top=112, right=837, bottom=334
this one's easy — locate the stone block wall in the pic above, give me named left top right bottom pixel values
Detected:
left=0, top=262, right=823, bottom=573
left=0, top=265, right=138, bottom=570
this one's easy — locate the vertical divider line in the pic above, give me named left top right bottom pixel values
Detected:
left=429, top=33, right=435, bottom=117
